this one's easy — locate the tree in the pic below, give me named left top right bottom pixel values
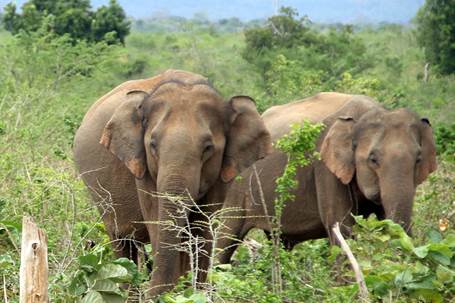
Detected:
left=1, top=0, right=130, bottom=44
left=242, top=6, right=371, bottom=98
left=244, top=6, right=316, bottom=52
left=92, top=0, right=131, bottom=44
left=415, top=0, right=455, bottom=74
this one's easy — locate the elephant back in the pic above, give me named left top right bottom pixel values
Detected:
left=262, top=92, right=353, bottom=142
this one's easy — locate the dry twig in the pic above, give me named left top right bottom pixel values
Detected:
left=332, top=222, right=370, bottom=302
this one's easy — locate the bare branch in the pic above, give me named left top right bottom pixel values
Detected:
left=332, top=222, right=370, bottom=302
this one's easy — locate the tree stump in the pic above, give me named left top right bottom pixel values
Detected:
left=19, top=216, right=48, bottom=303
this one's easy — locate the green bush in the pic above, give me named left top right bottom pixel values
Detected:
left=434, top=123, right=455, bottom=160
left=350, top=216, right=455, bottom=302
left=242, top=6, right=372, bottom=97
left=415, top=0, right=455, bottom=75
left=68, top=246, right=141, bottom=302
left=2, top=0, right=130, bottom=44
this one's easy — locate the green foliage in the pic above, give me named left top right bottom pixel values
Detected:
left=0, top=24, right=131, bottom=301
left=264, top=54, right=323, bottom=101
left=243, top=7, right=316, bottom=51
left=92, top=0, right=131, bottom=44
left=350, top=215, right=455, bottom=302
left=274, top=121, right=323, bottom=219
left=335, top=72, right=382, bottom=97
left=243, top=7, right=372, bottom=101
left=415, top=0, right=455, bottom=74
left=434, top=123, right=455, bottom=160
left=68, top=246, right=141, bottom=302
left=160, top=290, right=208, bottom=303
left=264, top=120, right=323, bottom=296
left=2, top=0, right=130, bottom=44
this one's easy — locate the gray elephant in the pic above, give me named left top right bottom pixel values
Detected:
left=216, top=92, right=437, bottom=263
left=73, top=69, right=271, bottom=296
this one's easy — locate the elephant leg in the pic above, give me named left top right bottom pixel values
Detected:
left=147, top=195, right=191, bottom=297
left=217, top=206, right=250, bottom=264
left=112, top=238, right=139, bottom=262
left=315, top=164, right=355, bottom=246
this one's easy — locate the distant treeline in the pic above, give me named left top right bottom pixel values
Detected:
left=131, top=14, right=411, bottom=33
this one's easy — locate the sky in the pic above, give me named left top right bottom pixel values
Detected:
left=0, top=0, right=426, bottom=24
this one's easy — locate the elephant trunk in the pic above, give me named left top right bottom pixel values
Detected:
left=150, top=158, right=201, bottom=293
left=379, top=170, right=416, bottom=235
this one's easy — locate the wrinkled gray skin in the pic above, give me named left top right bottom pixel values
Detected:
left=217, top=93, right=437, bottom=263
left=73, top=70, right=271, bottom=296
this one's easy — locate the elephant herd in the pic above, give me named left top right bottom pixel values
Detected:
left=73, top=69, right=437, bottom=297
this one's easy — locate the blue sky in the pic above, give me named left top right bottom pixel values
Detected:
left=0, top=0, right=426, bottom=23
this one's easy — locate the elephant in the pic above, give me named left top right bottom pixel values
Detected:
left=73, top=69, right=271, bottom=296
left=216, top=92, right=437, bottom=263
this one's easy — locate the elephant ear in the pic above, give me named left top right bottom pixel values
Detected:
left=416, top=118, right=437, bottom=184
left=320, top=116, right=355, bottom=185
left=100, top=90, right=150, bottom=179
left=221, top=96, right=272, bottom=183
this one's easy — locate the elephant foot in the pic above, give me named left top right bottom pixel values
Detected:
left=144, top=282, right=175, bottom=301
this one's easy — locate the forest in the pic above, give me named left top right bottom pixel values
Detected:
left=0, top=0, right=454, bottom=302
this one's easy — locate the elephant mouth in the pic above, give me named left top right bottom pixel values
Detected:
left=371, top=197, right=382, bottom=206
left=367, top=192, right=381, bottom=205
left=197, top=190, right=207, bottom=200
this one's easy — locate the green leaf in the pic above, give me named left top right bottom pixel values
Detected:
left=79, top=254, right=99, bottom=273
left=0, top=254, right=15, bottom=267
left=158, top=294, right=176, bottom=303
left=365, top=275, right=389, bottom=297
left=0, top=220, right=22, bottom=232
left=92, top=279, right=123, bottom=295
left=377, top=234, right=391, bottom=242
left=429, top=251, right=452, bottom=266
left=414, top=245, right=429, bottom=258
left=68, top=271, right=88, bottom=296
left=100, top=293, right=127, bottom=303
left=81, top=290, right=104, bottom=303
left=427, top=229, right=443, bottom=243
left=413, top=262, right=430, bottom=275
left=328, top=245, right=342, bottom=263
left=410, top=289, right=443, bottom=303
left=96, top=264, right=129, bottom=282
left=399, top=235, right=414, bottom=251
left=428, top=243, right=453, bottom=258
left=406, top=276, right=436, bottom=290
left=436, top=265, right=455, bottom=283
left=188, top=292, right=207, bottom=303
left=442, top=233, right=455, bottom=247
left=394, top=270, right=413, bottom=287
left=174, top=295, right=191, bottom=303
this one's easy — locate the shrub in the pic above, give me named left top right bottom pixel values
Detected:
left=415, top=0, right=455, bottom=75
left=2, top=0, right=130, bottom=44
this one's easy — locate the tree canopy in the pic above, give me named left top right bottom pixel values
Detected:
left=415, top=0, right=455, bottom=74
left=2, top=0, right=130, bottom=44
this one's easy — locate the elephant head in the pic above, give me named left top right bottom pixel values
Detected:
left=98, top=70, right=271, bottom=292
left=321, top=108, right=437, bottom=232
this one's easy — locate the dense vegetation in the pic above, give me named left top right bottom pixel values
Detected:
left=0, top=1, right=454, bottom=302
left=2, top=0, right=130, bottom=44
left=415, top=0, right=455, bottom=75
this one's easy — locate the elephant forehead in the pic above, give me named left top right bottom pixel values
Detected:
left=150, top=80, right=222, bottom=103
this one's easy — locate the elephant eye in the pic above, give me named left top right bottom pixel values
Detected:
left=150, top=138, right=158, bottom=156
left=202, top=141, right=214, bottom=161
left=368, top=153, right=379, bottom=166
left=416, top=152, right=422, bottom=164
left=203, top=142, right=214, bottom=153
